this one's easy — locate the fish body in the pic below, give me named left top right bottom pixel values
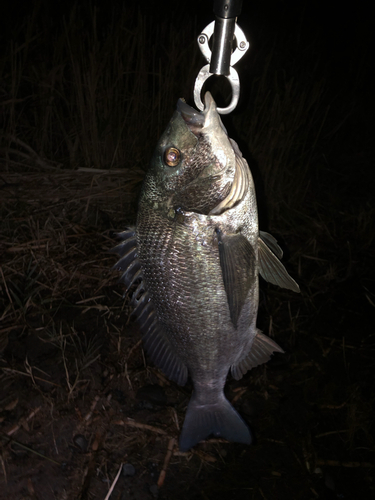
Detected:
left=112, top=92, right=299, bottom=451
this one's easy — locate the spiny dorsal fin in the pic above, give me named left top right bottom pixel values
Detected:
left=111, top=229, right=188, bottom=386
left=111, top=229, right=142, bottom=293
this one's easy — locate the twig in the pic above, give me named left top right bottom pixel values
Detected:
left=192, top=450, right=217, bottom=463
left=315, top=429, right=348, bottom=438
left=77, top=167, right=139, bottom=174
left=104, top=462, right=123, bottom=500
left=317, top=402, right=346, bottom=410
left=0, top=454, right=7, bottom=485
left=169, top=407, right=180, bottom=431
left=76, top=295, right=106, bottom=304
left=157, top=438, right=176, bottom=488
left=84, top=395, right=100, bottom=422
left=0, top=266, right=12, bottom=304
left=1, top=367, right=61, bottom=387
left=0, top=325, right=25, bottom=334
left=6, top=407, right=41, bottom=436
left=231, top=387, right=247, bottom=404
left=6, top=136, right=61, bottom=170
left=24, top=357, right=36, bottom=386
left=125, top=339, right=142, bottom=390
left=114, top=418, right=168, bottom=435
left=259, top=487, right=267, bottom=499
left=1, top=434, right=60, bottom=466
left=315, top=459, right=375, bottom=468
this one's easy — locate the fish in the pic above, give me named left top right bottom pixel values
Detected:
left=112, top=92, right=300, bottom=451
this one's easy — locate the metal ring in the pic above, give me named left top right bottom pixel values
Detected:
left=193, top=64, right=240, bottom=115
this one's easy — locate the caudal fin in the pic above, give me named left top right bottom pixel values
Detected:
left=179, top=394, right=252, bottom=452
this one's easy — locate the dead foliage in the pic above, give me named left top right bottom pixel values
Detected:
left=0, top=2, right=374, bottom=499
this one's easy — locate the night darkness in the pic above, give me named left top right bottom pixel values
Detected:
left=0, top=1, right=374, bottom=499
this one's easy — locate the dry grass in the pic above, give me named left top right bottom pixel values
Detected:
left=0, top=2, right=374, bottom=499
left=0, top=3, right=200, bottom=172
left=0, top=167, right=139, bottom=348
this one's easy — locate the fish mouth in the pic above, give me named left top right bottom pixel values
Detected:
left=177, top=92, right=250, bottom=216
left=177, top=99, right=204, bottom=134
left=177, top=92, right=222, bottom=135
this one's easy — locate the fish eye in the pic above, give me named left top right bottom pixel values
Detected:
left=164, top=147, right=181, bottom=167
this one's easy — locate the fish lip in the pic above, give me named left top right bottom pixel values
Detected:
left=176, top=92, right=222, bottom=135
left=203, top=91, right=216, bottom=115
left=177, top=99, right=204, bottom=131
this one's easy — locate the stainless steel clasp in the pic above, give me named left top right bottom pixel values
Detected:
left=193, top=21, right=249, bottom=114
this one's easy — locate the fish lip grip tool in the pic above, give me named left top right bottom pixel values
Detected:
left=194, top=0, right=249, bottom=115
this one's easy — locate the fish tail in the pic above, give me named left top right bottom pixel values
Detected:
left=179, top=393, right=252, bottom=452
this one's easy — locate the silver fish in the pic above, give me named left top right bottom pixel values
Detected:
left=112, top=92, right=299, bottom=451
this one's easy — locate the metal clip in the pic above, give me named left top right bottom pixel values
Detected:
left=194, top=21, right=249, bottom=114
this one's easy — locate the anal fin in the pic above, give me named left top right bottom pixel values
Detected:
left=133, top=291, right=188, bottom=386
left=141, top=321, right=188, bottom=386
left=231, top=330, right=284, bottom=380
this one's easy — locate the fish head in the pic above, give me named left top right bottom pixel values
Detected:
left=145, top=92, right=245, bottom=215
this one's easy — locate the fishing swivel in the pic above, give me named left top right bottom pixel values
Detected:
left=194, top=0, right=249, bottom=115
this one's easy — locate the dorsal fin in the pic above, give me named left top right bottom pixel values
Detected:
left=110, top=229, right=141, bottom=293
left=258, top=236, right=300, bottom=293
left=259, top=231, right=283, bottom=259
left=111, top=229, right=188, bottom=386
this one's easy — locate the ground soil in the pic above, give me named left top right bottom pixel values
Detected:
left=0, top=162, right=374, bottom=500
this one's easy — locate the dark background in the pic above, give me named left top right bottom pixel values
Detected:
left=0, top=1, right=374, bottom=499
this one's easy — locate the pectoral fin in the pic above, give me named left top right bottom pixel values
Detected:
left=216, top=229, right=256, bottom=328
left=258, top=236, right=300, bottom=293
